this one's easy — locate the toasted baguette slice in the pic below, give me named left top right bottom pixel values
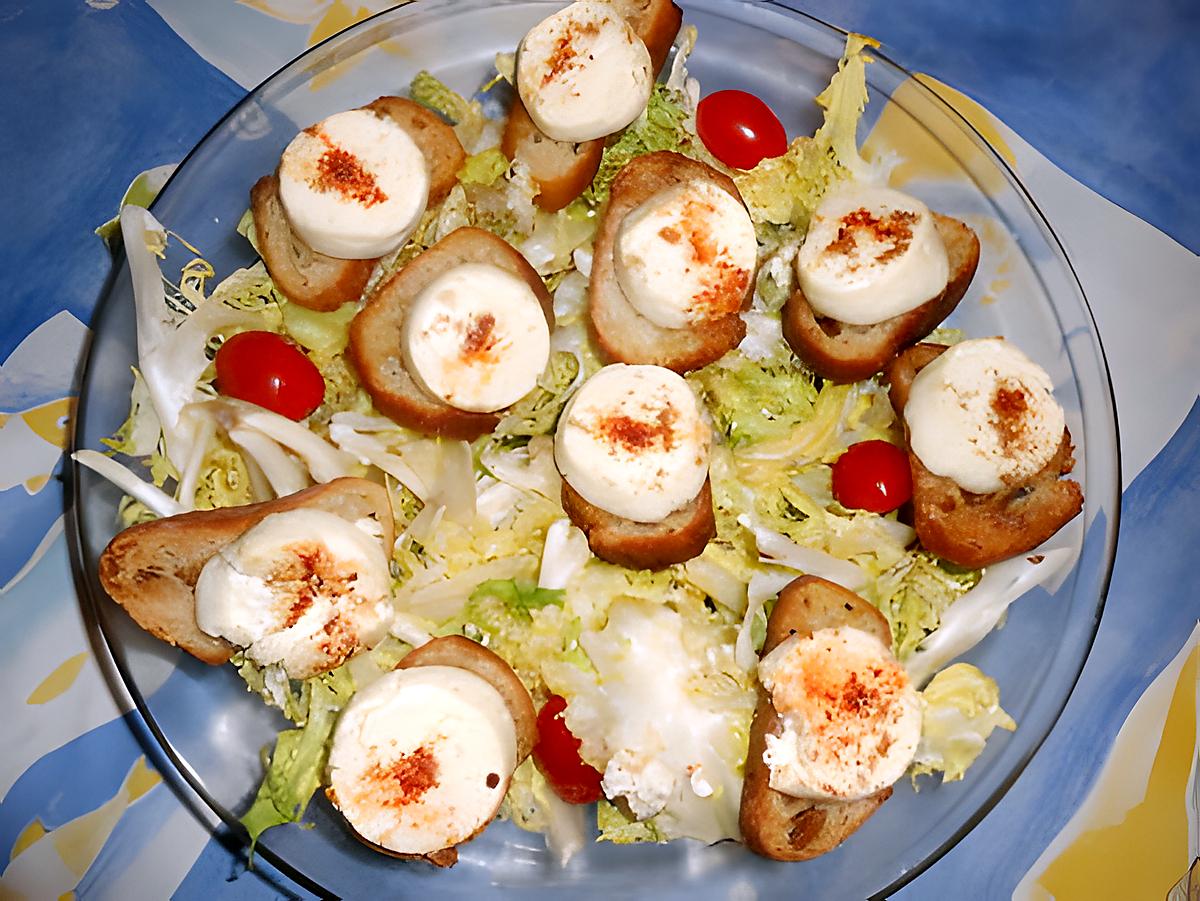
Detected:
left=361, top=95, right=466, bottom=207
left=739, top=576, right=895, bottom=861
left=500, top=100, right=606, bottom=213
left=251, top=174, right=376, bottom=312
left=589, top=151, right=751, bottom=373
left=97, top=478, right=394, bottom=666
left=349, top=635, right=537, bottom=868
left=253, top=96, right=466, bottom=311
left=611, top=0, right=685, bottom=74
left=348, top=226, right=555, bottom=440
left=887, top=343, right=1084, bottom=568
left=501, top=0, right=683, bottom=211
left=561, top=476, right=715, bottom=570
left=782, top=214, right=981, bottom=382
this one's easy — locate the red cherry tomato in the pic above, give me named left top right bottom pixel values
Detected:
left=831, top=440, right=913, bottom=514
left=696, top=89, right=788, bottom=170
left=532, top=694, right=604, bottom=804
left=214, top=331, right=325, bottom=421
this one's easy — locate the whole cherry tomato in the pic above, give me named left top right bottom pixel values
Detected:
left=532, top=694, right=604, bottom=804
left=214, top=331, right=325, bottom=421
left=696, top=89, right=788, bottom=170
left=831, top=440, right=913, bottom=514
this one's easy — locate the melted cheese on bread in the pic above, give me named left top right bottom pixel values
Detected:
left=796, top=186, right=949, bottom=325
left=555, top=364, right=710, bottom=523
left=904, top=337, right=1066, bottom=494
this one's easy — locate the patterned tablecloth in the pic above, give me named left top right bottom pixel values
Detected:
left=1, top=1, right=1197, bottom=898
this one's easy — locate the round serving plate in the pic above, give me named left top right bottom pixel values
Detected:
left=68, top=1, right=1120, bottom=897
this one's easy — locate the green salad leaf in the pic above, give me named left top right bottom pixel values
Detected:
left=458, top=147, right=510, bottom=187
left=688, top=348, right=819, bottom=447
left=408, top=70, right=486, bottom=149
left=239, top=667, right=356, bottom=850
left=733, top=33, right=878, bottom=231
left=583, top=84, right=697, bottom=207
left=281, top=301, right=357, bottom=356
left=911, top=663, right=1016, bottom=785
left=470, top=579, right=566, bottom=615
left=596, top=799, right=664, bottom=844
left=495, top=351, right=580, bottom=440
left=874, top=553, right=982, bottom=661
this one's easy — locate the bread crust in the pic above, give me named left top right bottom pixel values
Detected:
left=253, top=96, right=466, bottom=311
left=347, top=226, right=555, bottom=439
left=589, top=151, right=752, bottom=373
left=501, top=100, right=606, bottom=213
left=502, top=0, right=682, bottom=211
left=610, top=0, right=685, bottom=74
left=97, top=478, right=394, bottom=666
left=251, top=174, right=376, bottom=312
left=886, top=343, right=1084, bottom=568
left=782, top=213, right=981, bottom=382
left=560, top=476, right=716, bottom=570
left=739, top=576, right=894, bottom=861
left=348, top=635, right=539, bottom=868
left=360, top=95, right=466, bottom=207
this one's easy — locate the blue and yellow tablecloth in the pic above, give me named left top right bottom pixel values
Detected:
left=1, top=1, right=1197, bottom=898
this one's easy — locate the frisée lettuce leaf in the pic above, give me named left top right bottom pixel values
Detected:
left=733, top=34, right=880, bottom=231
left=688, top=348, right=819, bottom=448
left=239, top=665, right=355, bottom=849
left=910, top=663, right=1016, bottom=785
left=582, top=84, right=700, bottom=207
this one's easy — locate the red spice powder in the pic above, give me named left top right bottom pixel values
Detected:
left=597, top=407, right=677, bottom=453
left=541, top=19, right=601, bottom=87
left=366, top=746, right=440, bottom=808
left=825, top=207, right=917, bottom=266
left=460, top=313, right=498, bottom=361
left=304, top=128, right=387, bottom=207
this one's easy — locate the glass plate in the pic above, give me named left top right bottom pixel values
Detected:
left=67, top=1, right=1120, bottom=897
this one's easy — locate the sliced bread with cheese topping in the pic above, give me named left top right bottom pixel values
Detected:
left=739, top=575, right=896, bottom=861
left=502, top=0, right=682, bottom=212
left=98, top=477, right=393, bottom=665
left=783, top=214, right=980, bottom=382
left=589, top=151, right=752, bottom=373
left=347, top=226, right=554, bottom=440
left=887, top=342, right=1083, bottom=567
left=254, top=96, right=464, bottom=311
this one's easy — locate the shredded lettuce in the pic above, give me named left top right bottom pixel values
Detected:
left=236, top=208, right=260, bottom=255
left=192, top=432, right=256, bottom=511
left=495, top=351, right=580, bottom=441
left=733, top=34, right=879, bottom=231
left=688, top=348, right=818, bottom=447
left=911, top=663, right=1016, bottom=785
left=239, top=666, right=356, bottom=848
left=583, top=84, right=699, bottom=207
left=872, top=553, right=981, bottom=661
left=502, top=758, right=589, bottom=864
left=905, top=547, right=1076, bottom=687
left=440, top=582, right=585, bottom=691
left=597, top=798, right=664, bottom=844
left=408, top=70, right=487, bottom=150
left=281, top=301, right=356, bottom=356
left=95, top=164, right=175, bottom=242
left=101, top=367, right=162, bottom=459
left=458, top=147, right=510, bottom=187
left=470, top=578, right=566, bottom=616
left=812, top=33, right=879, bottom=181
